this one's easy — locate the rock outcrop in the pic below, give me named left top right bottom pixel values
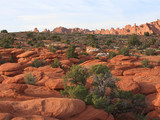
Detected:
left=48, top=19, right=160, bottom=35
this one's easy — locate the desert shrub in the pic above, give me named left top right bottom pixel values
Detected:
left=89, top=64, right=110, bottom=76
left=149, top=39, right=157, bottom=45
left=60, top=65, right=89, bottom=99
left=0, top=60, right=6, bottom=64
left=144, top=32, right=149, bottom=36
left=24, top=73, right=36, bottom=85
left=88, top=34, right=99, bottom=48
left=64, top=40, right=70, bottom=44
left=119, top=47, right=130, bottom=56
left=48, top=44, right=56, bottom=53
left=142, top=59, right=150, bottom=68
left=92, top=95, right=107, bottom=109
left=145, top=49, right=157, bottom=56
left=115, top=89, right=133, bottom=100
left=109, top=51, right=116, bottom=59
left=84, top=94, right=93, bottom=105
left=31, top=59, right=46, bottom=68
left=64, top=65, right=88, bottom=86
left=80, top=52, right=89, bottom=56
left=0, top=36, right=14, bottom=48
left=0, top=29, right=8, bottom=33
left=68, top=85, right=88, bottom=100
left=60, top=64, right=147, bottom=118
left=50, top=59, right=61, bottom=68
left=27, top=32, right=33, bottom=38
left=66, top=45, right=78, bottom=58
left=34, top=42, right=45, bottom=48
left=51, top=35, right=61, bottom=41
left=105, top=39, right=113, bottom=46
left=128, top=34, right=141, bottom=47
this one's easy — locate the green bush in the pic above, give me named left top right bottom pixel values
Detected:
left=128, top=34, right=141, bottom=47
left=145, top=49, right=157, bottom=56
left=66, top=45, right=78, bottom=58
left=119, top=47, right=130, bottom=56
left=48, top=45, right=56, bottom=53
left=27, top=32, right=33, bottom=38
left=51, top=35, right=61, bottom=41
left=142, top=59, right=150, bottom=68
left=50, top=59, right=61, bottom=68
left=89, top=64, right=110, bottom=76
left=115, top=89, right=133, bottom=100
left=68, top=85, right=88, bottom=100
left=109, top=51, right=116, bottom=59
left=84, top=94, right=93, bottom=105
left=1, top=29, right=8, bottom=33
left=92, top=95, right=107, bottom=109
left=24, top=73, right=36, bottom=85
left=0, top=36, right=15, bottom=48
left=31, top=59, right=46, bottom=68
left=105, top=39, right=113, bottom=46
left=80, top=52, right=89, bottom=56
left=88, top=34, right=99, bottom=48
left=64, top=40, right=70, bottom=44
left=64, top=65, right=88, bottom=86
left=144, top=32, right=149, bottom=36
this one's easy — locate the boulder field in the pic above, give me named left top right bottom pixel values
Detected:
left=0, top=48, right=160, bottom=119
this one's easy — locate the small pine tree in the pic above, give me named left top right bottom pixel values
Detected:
left=66, top=45, right=78, bottom=58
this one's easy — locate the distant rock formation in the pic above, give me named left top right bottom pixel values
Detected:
left=33, top=28, right=39, bottom=32
left=35, top=19, right=160, bottom=35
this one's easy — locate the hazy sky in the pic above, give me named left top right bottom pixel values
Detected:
left=0, top=0, right=160, bottom=32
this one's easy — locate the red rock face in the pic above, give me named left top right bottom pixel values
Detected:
left=49, top=19, right=160, bottom=35
left=33, top=28, right=39, bottom=32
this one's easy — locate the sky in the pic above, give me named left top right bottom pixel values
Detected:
left=0, top=0, right=160, bottom=32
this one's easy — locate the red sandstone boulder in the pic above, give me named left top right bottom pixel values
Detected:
left=0, top=63, right=23, bottom=72
left=153, top=84, right=160, bottom=108
left=2, top=74, right=25, bottom=84
left=111, top=70, right=123, bottom=76
left=0, top=113, right=13, bottom=120
left=66, top=106, right=114, bottom=120
left=133, top=76, right=160, bottom=94
left=11, top=49, right=25, bottom=56
left=123, top=68, right=150, bottom=76
left=0, top=75, right=4, bottom=83
left=12, top=115, right=58, bottom=120
left=116, top=76, right=140, bottom=94
left=0, top=98, right=86, bottom=119
left=0, top=63, right=23, bottom=76
left=45, top=79, right=64, bottom=90
left=146, top=93, right=157, bottom=111
left=146, top=111, right=160, bottom=120
left=17, top=51, right=37, bottom=58
left=80, top=59, right=107, bottom=69
left=24, top=85, right=62, bottom=98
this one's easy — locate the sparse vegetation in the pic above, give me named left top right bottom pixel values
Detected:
left=144, top=32, right=149, bottom=36
left=119, top=47, right=130, bottom=56
left=50, top=59, right=61, bottom=68
left=24, top=73, right=36, bottom=85
left=142, top=59, right=150, bottom=68
left=31, top=59, right=46, bottom=68
left=109, top=51, right=117, bottom=59
left=145, top=49, right=157, bottom=56
left=66, top=45, right=78, bottom=58
left=128, top=34, right=142, bottom=47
